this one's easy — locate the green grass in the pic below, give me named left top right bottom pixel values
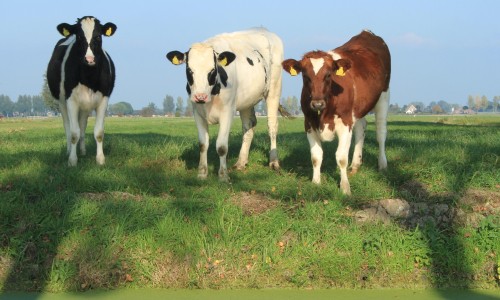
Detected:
left=0, top=114, right=499, bottom=292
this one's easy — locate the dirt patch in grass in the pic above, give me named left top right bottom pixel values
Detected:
left=80, top=192, right=143, bottom=202
left=229, top=191, right=279, bottom=216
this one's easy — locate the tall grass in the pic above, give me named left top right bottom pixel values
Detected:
left=0, top=114, right=499, bottom=292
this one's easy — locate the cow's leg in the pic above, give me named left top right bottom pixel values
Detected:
left=265, top=67, right=282, bottom=170
left=350, top=117, right=367, bottom=174
left=215, top=109, right=233, bottom=182
left=94, top=96, right=108, bottom=165
left=234, top=107, right=257, bottom=170
left=194, top=111, right=209, bottom=179
left=78, top=111, right=89, bottom=156
left=373, top=90, right=390, bottom=171
left=307, top=131, right=323, bottom=184
left=59, top=100, right=71, bottom=154
left=336, top=123, right=353, bottom=195
left=66, top=98, right=80, bottom=167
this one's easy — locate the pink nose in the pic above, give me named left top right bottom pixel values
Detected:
left=85, top=56, right=95, bottom=64
left=194, top=93, right=208, bottom=103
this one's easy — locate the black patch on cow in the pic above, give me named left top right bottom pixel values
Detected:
left=208, top=68, right=217, bottom=85
left=47, top=17, right=115, bottom=100
left=217, top=66, right=228, bottom=87
left=246, top=57, right=254, bottom=66
left=211, top=83, right=221, bottom=95
left=186, top=66, right=194, bottom=85
left=186, top=83, right=191, bottom=95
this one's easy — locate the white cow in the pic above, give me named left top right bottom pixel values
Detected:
left=166, top=28, right=284, bottom=182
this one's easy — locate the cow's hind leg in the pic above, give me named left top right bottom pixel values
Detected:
left=350, top=117, right=367, bottom=174
left=373, top=90, right=390, bottom=171
left=94, top=96, right=108, bottom=165
left=265, top=66, right=282, bottom=170
left=66, top=99, right=80, bottom=167
left=78, top=111, right=89, bottom=156
left=234, top=107, right=257, bottom=170
left=59, top=101, right=71, bottom=155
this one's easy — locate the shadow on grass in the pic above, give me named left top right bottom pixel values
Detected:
left=0, top=118, right=498, bottom=298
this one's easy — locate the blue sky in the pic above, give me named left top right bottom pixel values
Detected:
left=1, top=0, right=499, bottom=109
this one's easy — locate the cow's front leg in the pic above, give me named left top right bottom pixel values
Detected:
left=234, top=107, right=256, bottom=170
left=336, top=124, right=354, bottom=195
left=66, top=99, right=80, bottom=167
left=94, top=96, right=108, bottom=165
left=307, top=131, right=323, bottom=184
left=350, top=117, right=367, bottom=174
left=216, top=110, right=233, bottom=182
left=194, top=112, right=209, bottom=179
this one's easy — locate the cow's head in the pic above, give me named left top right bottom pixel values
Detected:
left=57, top=16, right=116, bottom=66
left=166, top=44, right=236, bottom=104
left=282, top=51, right=351, bottom=113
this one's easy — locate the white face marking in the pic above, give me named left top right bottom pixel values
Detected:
left=81, top=18, right=96, bottom=58
left=188, top=43, right=216, bottom=100
left=310, top=58, right=324, bottom=75
left=328, top=51, right=341, bottom=60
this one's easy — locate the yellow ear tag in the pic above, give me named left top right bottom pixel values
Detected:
left=336, top=67, right=345, bottom=76
left=172, top=56, right=180, bottom=65
left=105, top=27, right=113, bottom=36
left=219, top=57, right=228, bottom=66
left=63, top=28, right=70, bottom=37
left=290, top=67, right=298, bottom=76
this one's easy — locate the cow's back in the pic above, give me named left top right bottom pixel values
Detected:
left=206, top=28, right=283, bottom=109
left=333, top=30, right=391, bottom=117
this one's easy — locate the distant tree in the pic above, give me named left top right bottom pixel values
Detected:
left=109, top=102, right=134, bottom=116
left=493, top=96, right=499, bottom=112
left=163, top=95, right=175, bottom=115
left=480, top=95, right=489, bottom=111
left=388, top=103, right=400, bottom=114
left=437, top=100, right=451, bottom=113
left=42, top=74, right=59, bottom=113
left=474, top=95, right=482, bottom=111
left=16, top=95, right=32, bottom=115
left=431, top=104, right=443, bottom=114
left=141, top=102, right=157, bottom=117
left=175, top=96, right=184, bottom=117
left=0, top=94, right=15, bottom=116
left=184, top=98, right=193, bottom=117
left=467, top=95, right=474, bottom=111
left=32, top=95, right=47, bottom=115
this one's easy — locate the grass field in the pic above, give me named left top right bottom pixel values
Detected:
left=0, top=114, right=499, bottom=293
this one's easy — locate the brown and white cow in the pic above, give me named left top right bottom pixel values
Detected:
left=282, top=30, right=391, bottom=195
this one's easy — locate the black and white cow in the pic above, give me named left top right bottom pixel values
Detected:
left=47, top=16, right=116, bottom=166
left=166, top=28, right=284, bottom=182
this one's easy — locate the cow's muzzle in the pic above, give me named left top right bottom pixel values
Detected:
left=194, top=93, right=208, bottom=104
left=310, top=100, right=326, bottom=112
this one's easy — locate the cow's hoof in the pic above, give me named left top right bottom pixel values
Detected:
left=96, top=154, right=105, bottom=166
left=233, top=163, right=246, bottom=171
left=68, top=159, right=77, bottom=167
left=269, top=161, right=280, bottom=171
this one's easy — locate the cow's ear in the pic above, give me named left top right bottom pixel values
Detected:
left=218, top=51, right=236, bottom=67
left=102, top=23, right=117, bottom=37
left=282, top=59, right=301, bottom=76
left=166, top=51, right=186, bottom=65
left=333, top=59, right=351, bottom=77
left=57, top=23, right=74, bottom=37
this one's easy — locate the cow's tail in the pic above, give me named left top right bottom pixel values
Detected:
left=278, top=104, right=294, bottom=119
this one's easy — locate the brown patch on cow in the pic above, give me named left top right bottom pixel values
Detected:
left=229, top=191, right=279, bottom=216
left=217, top=145, right=227, bottom=157
left=199, top=143, right=206, bottom=153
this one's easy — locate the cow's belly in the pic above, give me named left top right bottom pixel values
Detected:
left=70, top=84, right=105, bottom=112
